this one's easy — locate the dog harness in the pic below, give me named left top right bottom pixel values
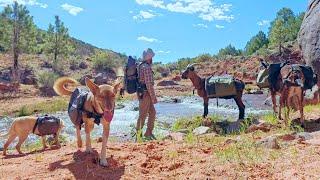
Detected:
left=68, top=87, right=115, bottom=128
left=32, top=115, right=61, bottom=136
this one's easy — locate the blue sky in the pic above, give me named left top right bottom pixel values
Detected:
left=0, top=0, right=308, bottom=63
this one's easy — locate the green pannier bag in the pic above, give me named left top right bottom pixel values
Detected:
left=205, top=76, right=237, bottom=98
left=256, top=68, right=270, bottom=89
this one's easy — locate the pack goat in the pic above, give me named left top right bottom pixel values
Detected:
left=181, top=64, right=246, bottom=119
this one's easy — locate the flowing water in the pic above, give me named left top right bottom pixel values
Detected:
left=0, top=94, right=271, bottom=147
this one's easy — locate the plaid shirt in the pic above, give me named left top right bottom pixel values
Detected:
left=139, top=62, right=157, bottom=103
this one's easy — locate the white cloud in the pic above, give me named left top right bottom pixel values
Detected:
left=135, top=0, right=165, bottom=8
left=193, top=23, right=208, bottom=29
left=61, top=3, right=83, bottom=16
left=257, top=20, right=270, bottom=26
left=157, top=50, right=171, bottom=54
left=137, top=36, right=160, bottom=43
left=133, top=10, right=156, bottom=21
left=215, top=24, right=224, bottom=29
left=135, top=0, right=233, bottom=22
left=0, top=0, right=47, bottom=8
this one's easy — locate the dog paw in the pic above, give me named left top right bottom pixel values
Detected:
left=99, top=159, right=109, bottom=167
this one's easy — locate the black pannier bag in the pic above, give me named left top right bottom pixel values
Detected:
left=68, top=87, right=89, bottom=127
left=34, top=115, right=61, bottom=136
left=298, top=65, right=317, bottom=90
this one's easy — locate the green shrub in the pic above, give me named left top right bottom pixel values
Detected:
left=18, top=106, right=32, bottom=117
left=154, top=72, right=162, bottom=80
left=38, top=71, right=59, bottom=88
left=172, top=116, right=203, bottom=132
left=92, top=50, right=123, bottom=71
left=15, top=98, right=68, bottom=116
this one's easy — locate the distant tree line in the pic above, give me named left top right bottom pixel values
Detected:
left=166, top=7, right=305, bottom=71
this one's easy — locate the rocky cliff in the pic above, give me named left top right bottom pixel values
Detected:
left=298, top=0, right=320, bottom=75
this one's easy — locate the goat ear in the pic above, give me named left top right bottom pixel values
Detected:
left=85, top=77, right=99, bottom=95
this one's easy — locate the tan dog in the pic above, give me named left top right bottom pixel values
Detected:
left=279, top=66, right=305, bottom=125
left=53, top=77, right=120, bottom=167
left=1, top=116, right=64, bottom=155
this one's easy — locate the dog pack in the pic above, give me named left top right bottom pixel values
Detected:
left=33, top=115, right=61, bottom=136
left=68, top=87, right=102, bottom=128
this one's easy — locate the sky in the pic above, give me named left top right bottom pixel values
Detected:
left=0, top=0, right=308, bottom=63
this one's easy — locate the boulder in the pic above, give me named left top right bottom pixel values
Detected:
left=172, top=75, right=182, bottom=82
left=246, top=122, right=271, bottom=133
left=79, top=61, right=88, bottom=69
left=193, top=126, right=211, bottom=136
left=298, top=0, right=320, bottom=75
left=163, top=132, right=186, bottom=141
left=39, top=86, right=56, bottom=97
left=69, top=64, right=78, bottom=70
left=22, top=75, right=37, bottom=85
left=41, top=61, right=53, bottom=68
left=0, top=68, right=12, bottom=82
left=94, top=72, right=116, bottom=85
left=305, top=138, right=320, bottom=146
left=20, top=68, right=37, bottom=85
left=257, top=136, right=280, bottom=149
left=296, top=132, right=313, bottom=141
left=157, top=80, right=178, bottom=86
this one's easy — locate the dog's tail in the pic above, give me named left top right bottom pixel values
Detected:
left=53, top=77, right=79, bottom=96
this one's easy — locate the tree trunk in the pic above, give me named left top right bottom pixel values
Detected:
left=12, top=4, right=20, bottom=81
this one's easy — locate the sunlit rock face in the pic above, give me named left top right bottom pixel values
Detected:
left=298, top=0, right=320, bottom=75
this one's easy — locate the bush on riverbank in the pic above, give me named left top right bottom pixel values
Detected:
left=17, top=97, right=68, bottom=117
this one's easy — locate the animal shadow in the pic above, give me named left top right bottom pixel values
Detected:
left=49, top=150, right=125, bottom=180
left=2, top=145, right=61, bottom=159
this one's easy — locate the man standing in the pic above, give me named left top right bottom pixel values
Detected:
left=136, top=48, right=157, bottom=140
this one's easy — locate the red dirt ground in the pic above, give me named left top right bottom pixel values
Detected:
left=1, top=136, right=320, bottom=180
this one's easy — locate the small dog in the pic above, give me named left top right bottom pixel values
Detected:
left=1, top=116, right=64, bottom=155
left=53, top=77, right=121, bottom=167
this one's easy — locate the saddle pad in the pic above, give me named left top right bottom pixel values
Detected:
left=205, top=76, right=237, bottom=98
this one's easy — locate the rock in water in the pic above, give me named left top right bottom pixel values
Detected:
left=193, top=126, right=210, bottom=135
left=298, top=0, right=320, bottom=75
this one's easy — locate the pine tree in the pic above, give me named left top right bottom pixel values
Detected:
left=268, top=8, right=304, bottom=53
left=44, top=15, right=74, bottom=72
left=269, top=19, right=288, bottom=54
left=245, top=31, right=269, bottom=55
left=1, top=2, right=37, bottom=74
